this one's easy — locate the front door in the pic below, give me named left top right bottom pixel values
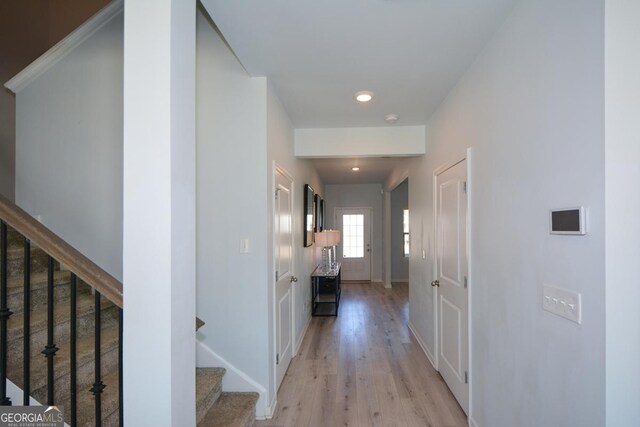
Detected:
left=275, top=168, right=294, bottom=389
left=435, top=159, right=469, bottom=413
left=335, top=208, right=371, bottom=281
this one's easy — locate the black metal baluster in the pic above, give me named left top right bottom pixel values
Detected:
left=23, top=238, right=31, bottom=405
left=70, top=274, right=77, bottom=426
left=41, top=255, right=58, bottom=405
left=118, top=308, right=123, bottom=427
left=90, top=291, right=105, bottom=425
left=0, top=221, right=12, bottom=405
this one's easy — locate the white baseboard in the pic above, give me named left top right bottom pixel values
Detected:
left=8, top=379, right=42, bottom=406
left=196, top=339, right=270, bottom=419
left=294, top=315, right=311, bottom=355
left=260, top=394, right=277, bottom=420
left=469, top=416, right=480, bottom=427
left=371, top=280, right=392, bottom=289
left=407, top=321, right=436, bottom=369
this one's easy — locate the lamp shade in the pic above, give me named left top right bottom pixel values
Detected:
left=314, top=230, right=341, bottom=247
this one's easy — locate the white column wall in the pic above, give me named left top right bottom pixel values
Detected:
left=123, top=0, right=196, bottom=425
left=605, top=0, right=640, bottom=424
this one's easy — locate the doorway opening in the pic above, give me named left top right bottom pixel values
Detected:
left=390, top=178, right=409, bottom=285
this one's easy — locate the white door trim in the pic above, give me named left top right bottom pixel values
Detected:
left=272, top=162, right=296, bottom=395
left=432, top=147, right=473, bottom=419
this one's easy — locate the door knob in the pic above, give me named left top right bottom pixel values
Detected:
left=431, top=280, right=440, bottom=287
left=290, top=276, right=298, bottom=283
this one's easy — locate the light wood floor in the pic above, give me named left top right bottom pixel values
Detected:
left=255, top=282, right=467, bottom=427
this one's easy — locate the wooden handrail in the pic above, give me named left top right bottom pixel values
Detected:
left=0, top=194, right=205, bottom=330
left=0, top=194, right=123, bottom=307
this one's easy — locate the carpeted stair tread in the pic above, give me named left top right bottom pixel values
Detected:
left=198, top=392, right=259, bottom=427
left=76, top=370, right=120, bottom=427
left=6, top=270, right=78, bottom=314
left=8, top=291, right=116, bottom=342
left=5, top=242, right=46, bottom=260
left=7, top=270, right=71, bottom=292
left=4, top=243, right=51, bottom=279
left=7, top=323, right=120, bottom=395
left=196, top=367, right=225, bottom=424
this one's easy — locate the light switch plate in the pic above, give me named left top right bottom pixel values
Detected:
left=543, top=285, right=581, bottom=324
left=239, top=238, right=250, bottom=254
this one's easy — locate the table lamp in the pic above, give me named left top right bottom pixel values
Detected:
left=314, top=230, right=341, bottom=271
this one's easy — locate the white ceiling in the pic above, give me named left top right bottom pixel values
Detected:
left=201, top=0, right=516, bottom=128
left=311, top=157, right=409, bottom=185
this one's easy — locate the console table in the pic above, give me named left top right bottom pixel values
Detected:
left=311, top=263, right=341, bottom=316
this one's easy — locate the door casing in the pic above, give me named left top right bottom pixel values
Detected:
left=272, top=163, right=296, bottom=392
left=334, top=207, right=373, bottom=281
left=432, top=148, right=473, bottom=416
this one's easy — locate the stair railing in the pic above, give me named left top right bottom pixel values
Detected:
left=0, top=194, right=204, bottom=425
left=0, top=194, right=124, bottom=425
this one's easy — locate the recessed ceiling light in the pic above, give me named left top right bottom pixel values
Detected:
left=351, top=167, right=360, bottom=171
left=355, top=91, right=374, bottom=103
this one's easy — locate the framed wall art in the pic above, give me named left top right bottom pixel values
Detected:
left=304, top=184, right=314, bottom=247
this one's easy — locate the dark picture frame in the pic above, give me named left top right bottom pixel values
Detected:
left=314, top=194, right=322, bottom=232
left=304, top=184, right=314, bottom=247
left=320, top=199, right=325, bottom=231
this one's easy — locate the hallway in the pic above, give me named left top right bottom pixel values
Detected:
left=255, top=282, right=467, bottom=427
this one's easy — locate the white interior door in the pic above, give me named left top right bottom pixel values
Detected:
left=335, top=208, right=371, bottom=281
left=275, top=168, right=295, bottom=389
left=435, top=159, right=469, bottom=413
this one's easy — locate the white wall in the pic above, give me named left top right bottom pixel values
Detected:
left=399, top=1, right=605, bottom=426
left=14, top=13, right=123, bottom=280
left=390, top=179, right=408, bottom=282
left=194, top=9, right=272, bottom=413
left=605, top=0, right=640, bottom=424
left=295, top=125, right=426, bottom=158
left=324, top=184, right=384, bottom=282
left=266, top=82, right=323, bottom=406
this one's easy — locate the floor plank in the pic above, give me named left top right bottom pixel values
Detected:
left=254, top=282, right=467, bottom=427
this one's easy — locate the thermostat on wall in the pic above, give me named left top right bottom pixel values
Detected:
left=549, top=207, right=586, bottom=235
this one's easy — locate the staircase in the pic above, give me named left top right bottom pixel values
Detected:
left=196, top=368, right=258, bottom=427
left=0, top=196, right=258, bottom=426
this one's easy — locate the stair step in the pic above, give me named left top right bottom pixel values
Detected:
left=7, top=292, right=119, bottom=365
left=4, top=243, right=50, bottom=279
left=7, top=270, right=77, bottom=314
left=198, top=392, right=259, bottom=427
left=76, top=370, right=120, bottom=427
left=196, top=367, right=225, bottom=424
left=7, top=322, right=120, bottom=402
